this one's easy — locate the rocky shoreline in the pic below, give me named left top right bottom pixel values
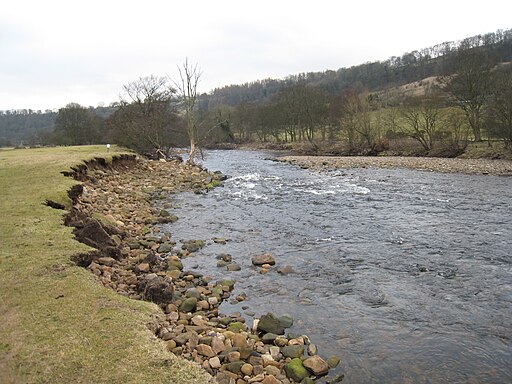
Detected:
left=276, top=155, right=512, bottom=176
left=64, top=155, right=343, bottom=384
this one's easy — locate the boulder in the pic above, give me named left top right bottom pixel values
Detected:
left=251, top=253, right=276, bottom=266
left=326, top=355, right=341, bottom=369
left=257, top=313, right=284, bottom=335
left=226, top=263, right=241, bottom=271
left=284, top=358, right=309, bottom=382
left=282, top=345, right=304, bottom=359
left=196, top=344, right=215, bottom=358
left=261, top=375, right=281, bottom=384
left=179, top=297, right=197, bottom=313
left=303, top=355, right=329, bottom=376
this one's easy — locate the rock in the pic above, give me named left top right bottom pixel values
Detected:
left=139, top=274, right=174, bottom=304
left=307, top=343, right=317, bottom=356
left=168, top=259, right=183, bottom=270
left=301, top=378, right=315, bottom=384
left=278, top=315, right=294, bottom=329
left=262, top=375, right=282, bottom=384
left=248, top=374, right=265, bottom=383
left=209, top=356, right=222, bottom=369
left=251, top=253, right=276, bottom=266
left=226, top=263, right=241, bottom=271
left=258, top=313, right=285, bottom=335
left=265, top=364, right=281, bottom=376
left=288, top=337, right=305, bottom=346
left=228, top=321, right=246, bottom=333
left=224, top=361, right=245, bottom=374
left=326, top=373, right=345, bottom=383
left=326, top=355, right=341, bottom=369
left=274, top=336, right=288, bottom=347
left=212, top=237, right=228, bottom=244
left=191, top=315, right=207, bottom=327
left=282, top=345, right=304, bottom=359
left=179, top=297, right=197, bottom=312
left=217, top=260, right=228, bottom=268
left=232, top=333, right=248, bottom=349
left=182, top=239, right=205, bottom=253
left=284, top=358, right=309, bottom=383
left=277, top=265, right=295, bottom=275
left=227, top=351, right=241, bottom=362
left=216, top=253, right=232, bottom=262
left=211, top=336, right=226, bottom=354
left=97, top=257, right=116, bottom=266
left=165, top=340, right=176, bottom=351
left=241, top=363, right=253, bottom=376
left=262, top=332, right=279, bottom=344
left=185, top=288, right=201, bottom=298
left=197, top=344, right=215, bottom=358
left=157, top=243, right=173, bottom=253
left=217, top=279, right=235, bottom=290
left=208, top=297, right=219, bottom=306
left=136, top=262, right=150, bottom=273
left=269, top=346, right=281, bottom=360
left=303, top=355, right=329, bottom=376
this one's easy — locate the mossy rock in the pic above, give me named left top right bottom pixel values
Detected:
left=285, top=358, right=309, bottom=382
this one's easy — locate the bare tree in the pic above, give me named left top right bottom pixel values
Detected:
left=108, top=75, right=181, bottom=156
left=400, top=92, right=445, bottom=152
left=440, top=47, right=494, bottom=141
left=173, top=59, right=202, bottom=163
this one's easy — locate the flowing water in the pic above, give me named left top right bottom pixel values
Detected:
left=163, top=150, right=512, bottom=383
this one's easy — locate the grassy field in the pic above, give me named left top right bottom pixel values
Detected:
left=0, top=146, right=210, bottom=384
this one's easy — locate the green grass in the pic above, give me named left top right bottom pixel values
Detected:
left=0, top=146, right=210, bottom=384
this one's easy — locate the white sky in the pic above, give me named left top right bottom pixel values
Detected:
left=1, top=0, right=510, bottom=111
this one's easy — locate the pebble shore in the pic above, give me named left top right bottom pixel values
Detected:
left=64, top=155, right=342, bottom=384
left=276, top=155, right=512, bottom=176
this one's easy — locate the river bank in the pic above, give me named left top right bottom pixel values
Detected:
left=0, top=146, right=211, bottom=384
left=68, top=155, right=343, bottom=384
left=275, top=155, right=512, bottom=176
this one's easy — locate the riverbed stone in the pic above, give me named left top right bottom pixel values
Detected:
left=179, top=297, right=197, bottom=312
left=211, top=336, right=226, bottom=354
left=262, top=332, right=279, bottom=344
left=241, top=363, right=253, bottom=376
left=224, top=361, right=245, bottom=374
left=284, top=358, right=309, bottom=382
left=226, top=263, right=241, bottom=271
left=326, top=355, right=341, bottom=368
left=251, top=253, right=276, bottom=266
left=282, top=345, right=304, bottom=359
left=278, top=314, right=294, bottom=329
left=303, top=355, right=329, bottom=376
left=209, top=356, right=222, bottom=369
left=258, top=313, right=285, bottom=335
left=277, top=265, right=295, bottom=275
left=197, top=344, right=215, bottom=358
left=262, top=375, right=282, bottom=384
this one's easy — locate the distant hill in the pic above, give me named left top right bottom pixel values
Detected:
left=203, top=28, right=512, bottom=108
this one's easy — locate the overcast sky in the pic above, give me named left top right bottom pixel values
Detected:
left=1, top=0, right=510, bottom=111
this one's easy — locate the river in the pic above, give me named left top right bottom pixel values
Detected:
left=163, top=150, right=512, bottom=383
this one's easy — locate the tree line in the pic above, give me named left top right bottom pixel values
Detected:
left=2, top=29, right=511, bottom=157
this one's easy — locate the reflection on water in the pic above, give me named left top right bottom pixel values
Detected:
left=164, top=150, right=512, bottom=383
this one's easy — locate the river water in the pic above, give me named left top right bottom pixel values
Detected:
left=164, top=150, right=512, bottom=383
